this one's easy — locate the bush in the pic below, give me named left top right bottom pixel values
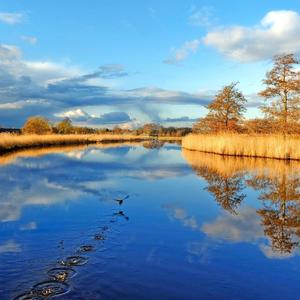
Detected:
left=22, top=116, right=52, bottom=135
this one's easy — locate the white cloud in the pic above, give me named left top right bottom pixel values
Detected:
left=0, top=44, right=22, bottom=60
left=0, top=102, right=23, bottom=110
left=164, top=39, right=200, bottom=64
left=0, top=43, right=210, bottom=127
left=23, top=61, right=81, bottom=86
left=204, top=10, right=300, bottom=62
left=0, top=99, right=49, bottom=110
left=21, top=35, right=38, bottom=45
left=189, top=6, right=216, bottom=27
left=119, top=119, right=142, bottom=130
left=56, top=108, right=90, bottom=120
left=56, top=109, right=132, bottom=126
left=0, top=44, right=82, bottom=86
left=0, top=12, right=24, bottom=25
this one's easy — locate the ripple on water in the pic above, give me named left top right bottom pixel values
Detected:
left=32, top=281, right=70, bottom=297
left=79, top=245, right=95, bottom=252
left=13, top=281, right=70, bottom=299
left=94, top=234, right=106, bottom=241
left=47, top=267, right=77, bottom=281
left=59, top=255, right=89, bottom=266
left=13, top=291, right=42, bottom=300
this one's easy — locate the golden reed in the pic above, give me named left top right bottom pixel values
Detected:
left=0, top=133, right=182, bottom=154
left=182, top=134, right=300, bottom=160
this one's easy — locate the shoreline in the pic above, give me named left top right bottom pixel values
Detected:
left=0, top=134, right=182, bottom=156
left=182, top=133, right=300, bottom=161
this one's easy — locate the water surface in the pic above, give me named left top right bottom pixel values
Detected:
left=1, top=142, right=300, bottom=299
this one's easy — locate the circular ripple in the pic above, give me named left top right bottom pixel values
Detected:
left=59, top=255, right=88, bottom=266
left=79, top=245, right=94, bottom=252
left=13, top=291, right=42, bottom=300
left=47, top=267, right=77, bottom=281
left=32, top=281, right=70, bottom=297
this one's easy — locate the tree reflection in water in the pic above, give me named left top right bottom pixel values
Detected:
left=183, top=149, right=300, bottom=255
left=195, top=166, right=245, bottom=214
left=247, top=173, right=300, bottom=254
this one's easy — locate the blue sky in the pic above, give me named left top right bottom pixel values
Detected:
left=0, top=0, right=300, bottom=128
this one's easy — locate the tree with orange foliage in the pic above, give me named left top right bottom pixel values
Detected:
left=193, top=82, right=247, bottom=133
left=22, top=116, right=52, bottom=135
left=259, top=54, right=300, bottom=135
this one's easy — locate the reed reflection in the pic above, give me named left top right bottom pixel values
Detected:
left=183, top=149, right=300, bottom=255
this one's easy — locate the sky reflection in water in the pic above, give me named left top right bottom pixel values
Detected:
left=1, top=142, right=300, bottom=299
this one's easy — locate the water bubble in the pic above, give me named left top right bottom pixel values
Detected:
left=47, top=267, right=77, bottom=281
left=59, top=255, right=88, bottom=266
left=32, top=281, right=70, bottom=297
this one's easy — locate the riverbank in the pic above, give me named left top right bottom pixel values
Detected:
left=0, top=133, right=181, bottom=155
left=182, top=134, right=300, bottom=160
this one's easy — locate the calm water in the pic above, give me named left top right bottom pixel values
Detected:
left=1, top=142, right=300, bottom=299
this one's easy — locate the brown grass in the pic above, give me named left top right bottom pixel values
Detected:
left=0, top=133, right=155, bottom=154
left=182, top=133, right=300, bottom=160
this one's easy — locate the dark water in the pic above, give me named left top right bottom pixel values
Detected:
left=1, top=142, right=300, bottom=299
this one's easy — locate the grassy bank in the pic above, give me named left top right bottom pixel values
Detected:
left=0, top=133, right=182, bottom=155
left=182, top=134, right=300, bottom=160
left=0, top=134, right=143, bottom=154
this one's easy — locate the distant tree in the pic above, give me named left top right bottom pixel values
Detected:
left=74, top=126, right=97, bottom=134
left=142, top=123, right=161, bottom=136
left=112, top=126, right=122, bottom=134
left=193, top=82, right=247, bottom=133
left=22, top=116, right=52, bottom=135
left=259, top=54, right=300, bottom=134
left=56, top=118, right=73, bottom=134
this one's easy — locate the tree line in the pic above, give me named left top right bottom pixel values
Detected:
left=193, top=53, right=300, bottom=135
left=21, top=116, right=192, bottom=137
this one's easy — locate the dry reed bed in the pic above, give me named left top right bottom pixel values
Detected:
left=0, top=134, right=153, bottom=154
left=182, top=134, right=300, bottom=160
